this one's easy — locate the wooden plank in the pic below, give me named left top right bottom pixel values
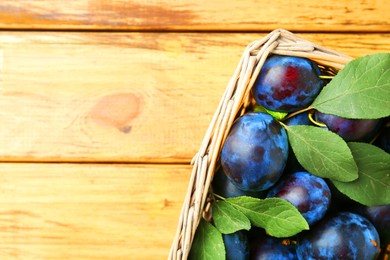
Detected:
left=0, top=1, right=389, bottom=32
left=0, top=32, right=389, bottom=163
left=0, top=163, right=191, bottom=259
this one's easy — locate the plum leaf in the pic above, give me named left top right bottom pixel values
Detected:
left=311, top=53, right=390, bottom=119
left=332, top=142, right=390, bottom=206
left=226, top=196, right=309, bottom=238
left=253, top=105, right=288, bottom=120
left=212, top=200, right=251, bottom=234
left=189, top=219, right=225, bottom=260
left=286, top=125, right=358, bottom=182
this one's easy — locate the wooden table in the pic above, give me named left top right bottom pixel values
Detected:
left=0, top=1, right=388, bottom=259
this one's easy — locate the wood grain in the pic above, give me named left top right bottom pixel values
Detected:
left=0, top=1, right=389, bottom=32
left=1, top=1, right=388, bottom=260
left=0, top=32, right=389, bottom=163
left=0, top=163, right=191, bottom=259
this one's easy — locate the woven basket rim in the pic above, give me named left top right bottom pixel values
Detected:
left=169, top=28, right=355, bottom=260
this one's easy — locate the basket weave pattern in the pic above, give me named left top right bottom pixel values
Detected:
left=169, top=29, right=355, bottom=260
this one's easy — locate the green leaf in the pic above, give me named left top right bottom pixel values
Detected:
left=212, top=200, right=251, bottom=234
left=265, top=108, right=288, bottom=121
left=188, top=219, right=225, bottom=260
left=332, top=142, right=390, bottom=206
left=286, top=125, right=358, bottom=182
left=253, top=105, right=288, bottom=120
left=311, top=53, right=390, bottom=119
left=226, top=196, right=309, bottom=238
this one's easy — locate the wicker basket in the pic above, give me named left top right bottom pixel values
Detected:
left=169, top=28, right=386, bottom=260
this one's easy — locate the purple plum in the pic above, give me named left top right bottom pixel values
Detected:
left=315, top=111, right=382, bottom=142
left=267, top=171, right=331, bottom=225
left=297, top=212, right=380, bottom=260
left=252, top=55, right=324, bottom=112
left=221, top=112, right=288, bottom=191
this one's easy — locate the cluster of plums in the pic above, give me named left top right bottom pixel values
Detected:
left=212, top=55, right=389, bottom=259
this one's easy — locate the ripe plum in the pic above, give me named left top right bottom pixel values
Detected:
left=355, top=205, right=390, bottom=245
left=252, top=55, right=324, bottom=112
left=297, top=212, right=380, bottom=260
left=250, top=234, right=297, bottom=260
left=315, top=111, right=382, bottom=142
left=221, top=112, right=288, bottom=191
left=223, top=230, right=250, bottom=260
left=267, top=171, right=331, bottom=225
left=212, top=166, right=266, bottom=199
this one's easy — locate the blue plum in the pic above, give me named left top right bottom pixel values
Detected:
left=267, top=171, right=331, bottom=225
left=223, top=230, right=250, bottom=260
left=252, top=55, right=324, bottom=112
left=221, top=112, right=289, bottom=191
left=212, top=166, right=266, bottom=199
left=315, top=111, right=382, bottom=142
left=356, top=205, right=390, bottom=245
left=297, top=212, right=380, bottom=260
left=250, top=233, right=297, bottom=260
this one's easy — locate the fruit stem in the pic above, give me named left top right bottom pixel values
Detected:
left=282, top=107, right=312, bottom=122
left=278, top=120, right=288, bottom=130
left=213, top=193, right=226, bottom=201
left=319, top=75, right=335, bottom=79
left=308, top=110, right=327, bottom=127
